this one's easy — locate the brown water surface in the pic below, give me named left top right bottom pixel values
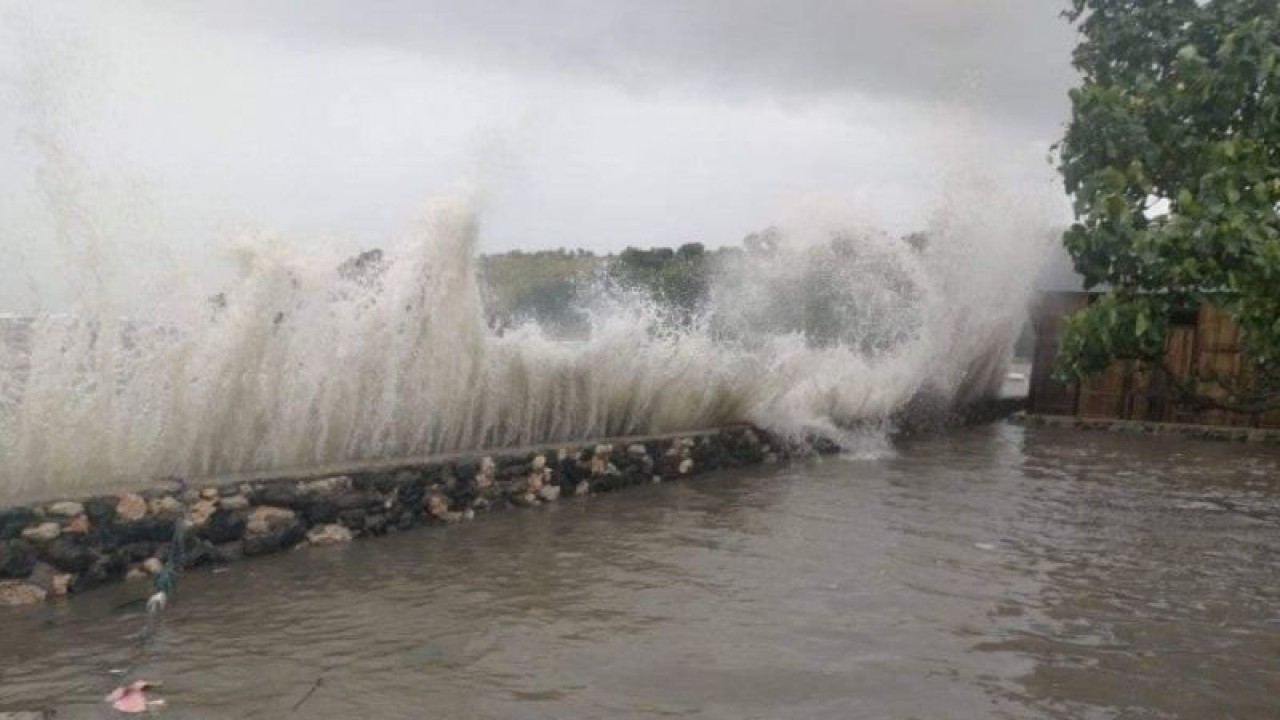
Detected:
left=1, top=424, right=1278, bottom=718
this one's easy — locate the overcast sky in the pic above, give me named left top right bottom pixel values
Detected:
left=0, top=0, right=1078, bottom=309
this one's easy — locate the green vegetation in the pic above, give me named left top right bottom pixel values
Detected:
left=606, top=243, right=717, bottom=325
left=480, top=243, right=735, bottom=335
left=1056, top=0, right=1280, bottom=412
left=480, top=249, right=599, bottom=336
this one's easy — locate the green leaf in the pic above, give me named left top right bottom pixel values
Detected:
left=1057, top=0, right=1280, bottom=411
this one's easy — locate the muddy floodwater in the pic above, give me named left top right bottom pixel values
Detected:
left=1, top=424, right=1278, bottom=719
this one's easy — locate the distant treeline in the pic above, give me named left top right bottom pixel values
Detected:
left=480, top=242, right=725, bottom=337
left=480, top=227, right=928, bottom=339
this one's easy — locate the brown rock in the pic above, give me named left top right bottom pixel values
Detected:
left=148, top=496, right=183, bottom=518
left=426, top=494, right=461, bottom=523
left=246, top=506, right=296, bottom=534
left=62, top=515, right=90, bottom=535
left=116, top=494, right=148, bottom=522
left=186, top=500, right=217, bottom=527
left=50, top=573, right=72, bottom=596
left=306, top=524, right=353, bottom=546
left=219, top=494, right=250, bottom=510
left=0, top=580, right=47, bottom=606
left=476, top=457, right=496, bottom=489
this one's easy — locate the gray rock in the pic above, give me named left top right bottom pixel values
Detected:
left=307, top=524, right=353, bottom=546
left=40, top=537, right=94, bottom=573
left=118, top=541, right=159, bottom=562
left=297, top=476, right=352, bottom=494
left=45, top=501, right=84, bottom=518
left=71, top=553, right=127, bottom=592
left=243, top=506, right=304, bottom=557
left=0, top=580, right=46, bottom=606
left=115, top=516, right=176, bottom=544
left=116, top=493, right=148, bottom=522
left=0, top=508, right=36, bottom=540
left=203, top=509, right=247, bottom=544
left=214, top=541, right=244, bottom=562
left=334, top=490, right=382, bottom=511
left=243, top=522, right=305, bottom=557
left=0, top=540, right=37, bottom=579
left=21, top=523, right=60, bottom=542
left=23, top=561, right=59, bottom=592
left=219, top=494, right=250, bottom=510
left=147, top=496, right=183, bottom=518
left=186, top=499, right=217, bottom=527
left=254, top=483, right=299, bottom=508
left=246, top=506, right=296, bottom=533
left=49, top=572, right=72, bottom=596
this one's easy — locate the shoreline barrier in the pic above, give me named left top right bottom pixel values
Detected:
left=0, top=426, right=789, bottom=607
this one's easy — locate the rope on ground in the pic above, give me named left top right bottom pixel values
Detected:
left=291, top=676, right=326, bottom=712
left=140, top=477, right=187, bottom=642
left=103, top=477, right=190, bottom=713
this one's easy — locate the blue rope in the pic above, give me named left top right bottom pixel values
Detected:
left=148, top=478, right=188, bottom=606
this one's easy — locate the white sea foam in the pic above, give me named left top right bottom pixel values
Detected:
left=0, top=188, right=1049, bottom=495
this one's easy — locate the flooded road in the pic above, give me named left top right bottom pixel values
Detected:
left=1, top=424, right=1278, bottom=719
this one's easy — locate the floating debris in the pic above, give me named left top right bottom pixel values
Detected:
left=105, top=680, right=160, bottom=714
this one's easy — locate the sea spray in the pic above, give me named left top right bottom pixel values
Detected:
left=1, top=191, right=1047, bottom=496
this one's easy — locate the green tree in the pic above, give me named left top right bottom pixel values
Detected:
left=609, top=245, right=710, bottom=323
left=1056, top=0, right=1280, bottom=413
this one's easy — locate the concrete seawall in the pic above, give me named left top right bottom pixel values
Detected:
left=0, top=427, right=781, bottom=607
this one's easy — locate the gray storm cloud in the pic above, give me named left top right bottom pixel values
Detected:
left=0, top=0, right=1076, bottom=312
left=159, top=0, right=1076, bottom=129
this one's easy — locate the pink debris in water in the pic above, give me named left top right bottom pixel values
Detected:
left=105, top=680, right=153, bottom=713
